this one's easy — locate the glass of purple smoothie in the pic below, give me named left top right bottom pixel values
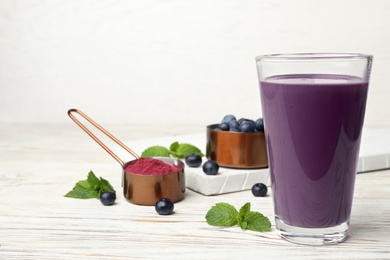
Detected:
left=256, top=53, right=373, bottom=245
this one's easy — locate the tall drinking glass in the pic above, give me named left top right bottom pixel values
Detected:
left=256, top=53, right=373, bottom=245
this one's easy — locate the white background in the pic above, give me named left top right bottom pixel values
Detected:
left=1, top=0, right=389, bottom=127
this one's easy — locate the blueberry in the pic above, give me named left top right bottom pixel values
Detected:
left=255, top=118, right=264, bottom=132
left=228, top=119, right=239, bottom=131
left=100, top=191, right=116, bottom=206
left=251, top=183, right=268, bottom=197
left=237, top=118, right=255, bottom=125
left=219, top=122, right=230, bottom=131
left=221, top=114, right=236, bottom=124
left=202, top=160, right=219, bottom=175
left=185, top=153, right=202, bottom=167
left=238, top=121, right=255, bottom=132
left=155, top=198, right=174, bottom=215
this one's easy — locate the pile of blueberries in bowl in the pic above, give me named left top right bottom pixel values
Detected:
left=216, top=114, right=264, bottom=133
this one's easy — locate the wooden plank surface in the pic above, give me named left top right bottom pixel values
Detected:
left=0, top=124, right=389, bottom=259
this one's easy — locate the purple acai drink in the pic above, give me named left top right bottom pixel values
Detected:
left=260, top=74, right=369, bottom=229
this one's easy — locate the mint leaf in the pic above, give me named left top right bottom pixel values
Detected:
left=64, top=183, right=99, bottom=198
left=65, top=170, right=115, bottom=199
left=87, top=170, right=100, bottom=189
left=239, top=202, right=251, bottom=216
left=205, top=202, right=238, bottom=227
left=169, top=142, right=180, bottom=153
left=173, top=143, right=204, bottom=159
left=141, top=146, right=170, bottom=158
left=205, top=202, right=271, bottom=232
left=141, top=142, right=204, bottom=159
left=98, top=177, right=114, bottom=194
left=76, top=179, right=92, bottom=190
left=239, top=211, right=271, bottom=232
left=237, top=202, right=251, bottom=229
left=168, top=142, right=180, bottom=158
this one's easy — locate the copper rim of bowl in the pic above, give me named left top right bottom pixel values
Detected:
left=122, top=157, right=185, bottom=206
left=206, top=124, right=268, bottom=169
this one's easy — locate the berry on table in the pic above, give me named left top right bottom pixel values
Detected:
left=155, top=198, right=174, bottom=215
left=203, top=160, right=219, bottom=175
left=100, top=191, right=116, bottom=206
left=185, top=153, right=202, bottom=167
left=251, top=183, right=268, bottom=197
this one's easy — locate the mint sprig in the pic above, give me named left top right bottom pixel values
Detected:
left=65, top=170, right=115, bottom=199
left=141, top=146, right=171, bottom=158
left=141, top=141, right=204, bottom=159
left=204, top=202, right=238, bottom=227
left=205, top=202, right=271, bottom=232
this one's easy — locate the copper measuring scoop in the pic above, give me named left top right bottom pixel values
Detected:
left=68, top=109, right=185, bottom=206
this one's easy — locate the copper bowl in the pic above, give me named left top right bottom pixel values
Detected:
left=67, top=109, right=186, bottom=206
left=206, top=124, right=268, bottom=169
left=122, top=157, right=185, bottom=206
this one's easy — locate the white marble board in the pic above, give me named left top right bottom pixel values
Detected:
left=117, top=128, right=390, bottom=196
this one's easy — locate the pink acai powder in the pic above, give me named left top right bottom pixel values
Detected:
left=125, top=157, right=179, bottom=175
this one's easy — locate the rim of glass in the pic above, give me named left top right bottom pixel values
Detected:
left=256, top=53, right=373, bottom=61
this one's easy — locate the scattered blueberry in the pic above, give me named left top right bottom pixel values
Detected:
left=203, top=160, right=219, bottom=175
left=221, top=114, right=236, bottom=124
left=100, top=191, right=116, bottom=206
left=185, top=153, right=202, bottom=167
left=219, top=122, right=230, bottom=131
left=255, top=118, right=264, bottom=132
left=155, top=198, right=174, bottom=215
left=251, top=183, right=268, bottom=197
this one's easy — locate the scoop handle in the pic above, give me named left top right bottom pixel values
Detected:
left=68, top=108, right=139, bottom=167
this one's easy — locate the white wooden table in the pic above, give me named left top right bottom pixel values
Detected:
left=1, top=124, right=389, bottom=259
